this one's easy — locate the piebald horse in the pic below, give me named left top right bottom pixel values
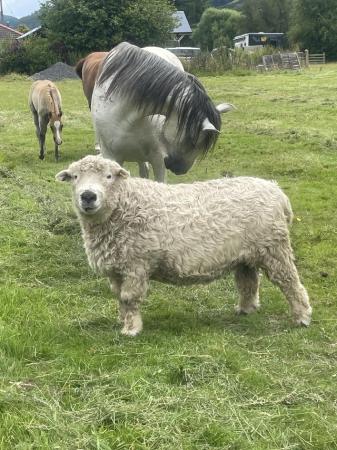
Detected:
left=82, top=43, right=233, bottom=181
left=76, top=48, right=185, bottom=170
left=75, top=47, right=184, bottom=108
left=29, top=80, right=63, bottom=161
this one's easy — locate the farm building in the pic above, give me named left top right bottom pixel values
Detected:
left=171, top=11, right=192, bottom=45
left=234, top=32, right=284, bottom=51
left=0, top=23, right=22, bottom=42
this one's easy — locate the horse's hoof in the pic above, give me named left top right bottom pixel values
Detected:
left=39, top=155, right=45, bottom=160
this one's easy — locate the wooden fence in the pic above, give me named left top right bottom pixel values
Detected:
left=259, top=50, right=326, bottom=72
left=306, top=50, right=326, bottom=65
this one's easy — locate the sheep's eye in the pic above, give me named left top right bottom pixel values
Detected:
left=107, top=174, right=112, bottom=179
left=74, top=175, right=78, bottom=180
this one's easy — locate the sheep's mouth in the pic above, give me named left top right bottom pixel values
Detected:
left=80, top=205, right=99, bottom=215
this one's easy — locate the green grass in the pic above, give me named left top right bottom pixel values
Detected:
left=0, top=66, right=337, bottom=449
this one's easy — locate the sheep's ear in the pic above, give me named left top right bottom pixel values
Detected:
left=118, top=168, right=129, bottom=178
left=55, top=169, right=72, bottom=182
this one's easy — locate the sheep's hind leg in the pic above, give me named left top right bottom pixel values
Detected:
left=234, top=264, right=260, bottom=315
left=262, top=247, right=312, bottom=326
left=119, top=271, right=148, bottom=336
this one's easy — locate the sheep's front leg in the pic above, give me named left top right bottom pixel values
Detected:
left=108, top=276, right=124, bottom=322
left=119, top=271, right=148, bottom=336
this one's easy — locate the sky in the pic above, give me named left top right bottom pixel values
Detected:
left=3, top=0, right=41, bottom=18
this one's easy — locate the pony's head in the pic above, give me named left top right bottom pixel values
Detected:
left=160, top=90, right=234, bottom=175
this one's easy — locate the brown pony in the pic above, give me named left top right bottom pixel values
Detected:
left=75, top=52, right=107, bottom=108
left=29, top=80, right=63, bottom=161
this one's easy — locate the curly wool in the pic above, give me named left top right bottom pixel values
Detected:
left=60, top=156, right=312, bottom=335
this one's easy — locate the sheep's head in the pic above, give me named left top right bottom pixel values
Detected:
left=56, top=155, right=129, bottom=220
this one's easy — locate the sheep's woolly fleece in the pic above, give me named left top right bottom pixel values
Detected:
left=57, top=155, right=312, bottom=336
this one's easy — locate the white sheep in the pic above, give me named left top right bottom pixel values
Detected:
left=56, top=155, right=312, bottom=336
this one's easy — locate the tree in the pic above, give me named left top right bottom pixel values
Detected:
left=289, top=0, right=337, bottom=59
left=242, top=0, right=291, bottom=34
left=0, top=38, right=58, bottom=75
left=39, top=0, right=175, bottom=61
left=193, top=7, right=243, bottom=50
left=16, top=24, right=30, bottom=34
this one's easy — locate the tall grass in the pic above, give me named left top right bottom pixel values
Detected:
left=185, top=47, right=280, bottom=75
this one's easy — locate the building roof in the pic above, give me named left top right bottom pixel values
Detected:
left=16, top=26, right=42, bottom=40
left=0, top=23, right=23, bottom=36
left=172, top=11, right=192, bottom=35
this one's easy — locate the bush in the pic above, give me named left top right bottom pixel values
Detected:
left=184, top=47, right=284, bottom=76
left=0, top=38, right=59, bottom=75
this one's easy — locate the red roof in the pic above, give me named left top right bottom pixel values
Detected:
left=0, top=23, right=23, bottom=36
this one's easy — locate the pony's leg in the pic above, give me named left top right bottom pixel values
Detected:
left=38, top=116, right=48, bottom=160
left=151, top=155, right=166, bottom=182
left=54, top=143, right=60, bottom=161
left=138, top=162, right=150, bottom=178
left=32, top=111, right=41, bottom=157
left=94, top=130, right=101, bottom=154
left=234, top=264, right=260, bottom=314
left=94, top=142, right=101, bottom=154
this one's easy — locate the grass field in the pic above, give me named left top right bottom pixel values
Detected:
left=0, top=66, right=337, bottom=449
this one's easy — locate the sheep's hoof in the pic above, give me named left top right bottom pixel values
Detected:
left=234, top=302, right=260, bottom=315
left=294, top=307, right=312, bottom=327
left=39, top=154, right=45, bottom=160
left=121, top=326, right=141, bottom=337
left=121, top=312, right=142, bottom=336
left=295, top=315, right=311, bottom=327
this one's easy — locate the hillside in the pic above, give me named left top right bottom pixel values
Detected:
left=0, top=15, right=20, bottom=27
left=19, top=11, right=40, bottom=29
left=212, top=0, right=243, bottom=9
left=0, top=10, right=40, bottom=30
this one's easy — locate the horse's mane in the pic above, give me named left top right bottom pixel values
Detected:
left=97, top=42, right=221, bottom=153
left=75, top=57, right=85, bottom=79
left=49, top=87, right=61, bottom=117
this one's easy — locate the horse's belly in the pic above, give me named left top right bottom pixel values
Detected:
left=99, top=132, right=154, bottom=163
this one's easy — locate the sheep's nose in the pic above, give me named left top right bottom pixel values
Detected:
left=81, top=190, right=97, bottom=203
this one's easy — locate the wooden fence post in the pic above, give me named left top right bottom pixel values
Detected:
left=305, top=49, right=309, bottom=67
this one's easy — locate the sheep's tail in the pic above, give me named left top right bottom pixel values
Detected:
left=283, top=193, right=293, bottom=226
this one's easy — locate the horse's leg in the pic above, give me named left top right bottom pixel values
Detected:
left=138, top=162, right=150, bottom=179
left=94, top=130, right=101, bottom=154
left=54, top=142, right=59, bottom=161
left=32, top=111, right=41, bottom=156
left=151, top=155, right=166, bottom=182
left=38, top=115, right=48, bottom=160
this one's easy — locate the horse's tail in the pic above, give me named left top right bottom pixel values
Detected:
left=75, top=57, right=86, bottom=79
